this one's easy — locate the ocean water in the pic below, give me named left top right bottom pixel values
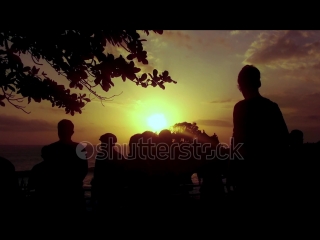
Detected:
left=0, top=145, right=96, bottom=187
left=0, top=145, right=200, bottom=189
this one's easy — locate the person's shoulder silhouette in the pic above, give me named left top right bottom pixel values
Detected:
left=0, top=156, right=17, bottom=191
left=0, top=156, right=19, bottom=213
left=0, top=156, right=15, bottom=175
left=93, top=133, right=124, bottom=184
left=42, top=119, right=88, bottom=190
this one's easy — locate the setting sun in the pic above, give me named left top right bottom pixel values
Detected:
left=147, top=114, right=168, bottom=132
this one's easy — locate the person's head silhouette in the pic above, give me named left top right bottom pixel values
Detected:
left=128, top=133, right=142, bottom=158
left=289, top=130, right=303, bottom=147
left=238, top=65, right=262, bottom=99
left=158, top=129, right=172, bottom=145
left=57, top=119, right=74, bottom=142
left=99, top=133, right=117, bottom=151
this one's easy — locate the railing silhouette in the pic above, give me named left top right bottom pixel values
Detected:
left=15, top=171, right=210, bottom=200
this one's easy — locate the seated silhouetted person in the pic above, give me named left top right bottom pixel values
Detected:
left=231, top=65, right=289, bottom=207
left=0, top=156, right=19, bottom=214
left=91, top=133, right=125, bottom=216
left=33, top=119, right=88, bottom=216
left=199, top=145, right=225, bottom=204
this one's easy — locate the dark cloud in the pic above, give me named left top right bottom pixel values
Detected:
left=265, top=92, right=320, bottom=113
left=0, top=114, right=56, bottom=132
left=262, top=92, right=320, bottom=142
left=288, top=125, right=320, bottom=143
left=307, top=115, right=320, bottom=120
left=196, top=119, right=232, bottom=127
left=244, top=30, right=320, bottom=68
left=37, top=105, right=66, bottom=113
left=209, top=99, right=232, bottom=103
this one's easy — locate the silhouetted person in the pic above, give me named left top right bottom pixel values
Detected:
left=158, top=129, right=172, bottom=145
left=91, top=133, right=125, bottom=217
left=231, top=65, right=289, bottom=211
left=28, top=146, right=51, bottom=213
left=34, top=119, right=88, bottom=217
left=287, top=130, right=304, bottom=196
left=156, top=129, right=176, bottom=199
left=125, top=134, right=149, bottom=204
left=199, top=146, right=225, bottom=205
left=0, top=156, right=19, bottom=215
left=289, top=129, right=303, bottom=148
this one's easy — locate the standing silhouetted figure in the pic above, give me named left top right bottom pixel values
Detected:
left=287, top=130, right=304, bottom=196
left=34, top=119, right=88, bottom=217
left=0, top=156, right=19, bottom=216
left=231, top=65, right=289, bottom=211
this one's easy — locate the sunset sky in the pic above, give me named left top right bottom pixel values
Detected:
left=1, top=30, right=320, bottom=145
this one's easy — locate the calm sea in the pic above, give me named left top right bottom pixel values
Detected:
left=0, top=145, right=96, bottom=187
left=0, top=145, right=200, bottom=189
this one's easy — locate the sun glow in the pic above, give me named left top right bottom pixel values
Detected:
left=147, top=114, right=168, bottom=132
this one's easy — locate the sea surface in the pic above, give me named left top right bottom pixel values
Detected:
left=0, top=145, right=200, bottom=189
left=0, top=145, right=96, bottom=187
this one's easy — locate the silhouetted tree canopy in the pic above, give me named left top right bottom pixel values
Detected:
left=171, top=122, right=202, bottom=142
left=171, top=122, right=221, bottom=145
left=0, top=30, right=177, bottom=115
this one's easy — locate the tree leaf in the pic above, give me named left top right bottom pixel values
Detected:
left=133, top=67, right=140, bottom=73
left=69, top=82, right=76, bottom=88
left=77, top=84, right=83, bottom=90
left=31, top=66, right=40, bottom=75
left=33, top=97, right=41, bottom=103
left=162, top=70, right=169, bottom=78
left=140, top=73, right=147, bottom=81
left=7, top=85, right=15, bottom=92
left=127, top=54, right=135, bottom=60
left=153, top=69, right=158, bottom=76
left=22, top=67, right=31, bottom=72
left=7, top=71, right=16, bottom=79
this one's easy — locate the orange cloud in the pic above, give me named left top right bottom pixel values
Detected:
left=196, top=119, right=232, bottom=127
left=0, top=114, right=56, bottom=132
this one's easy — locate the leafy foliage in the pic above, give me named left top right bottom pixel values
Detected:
left=171, top=122, right=202, bottom=142
left=171, top=121, right=220, bottom=145
left=0, top=30, right=176, bottom=115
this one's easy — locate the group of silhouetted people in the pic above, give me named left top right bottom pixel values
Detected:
left=1, top=65, right=319, bottom=221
